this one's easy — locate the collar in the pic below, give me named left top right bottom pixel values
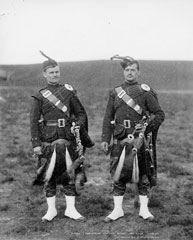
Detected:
left=47, top=83, right=60, bottom=87
left=124, top=81, right=138, bottom=86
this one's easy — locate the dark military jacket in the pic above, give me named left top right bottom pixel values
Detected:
left=30, top=83, right=92, bottom=148
left=102, top=81, right=165, bottom=143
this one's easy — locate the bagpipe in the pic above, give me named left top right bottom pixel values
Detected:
left=67, top=122, right=88, bottom=186
left=113, top=115, right=156, bottom=186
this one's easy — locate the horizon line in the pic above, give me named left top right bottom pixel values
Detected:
left=1, top=58, right=193, bottom=66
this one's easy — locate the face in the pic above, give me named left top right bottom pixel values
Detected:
left=43, top=65, right=60, bottom=85
left=123, top=63, right=139, bottom=83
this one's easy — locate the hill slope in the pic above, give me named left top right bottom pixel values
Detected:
left=1, top=60, right=193, bottom=91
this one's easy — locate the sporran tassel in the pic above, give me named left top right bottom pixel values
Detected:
left=113, top=145, right=126, bottom=182
left=132, top=154, right=139, bottom=183
left=45, top=145, right=56, bottom=182
left=65, top=146, right=73, bottom=171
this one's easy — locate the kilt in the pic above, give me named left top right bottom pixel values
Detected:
left=33, top=139, right=79, bottom=196
left=109, top=134, right=157, bottom=195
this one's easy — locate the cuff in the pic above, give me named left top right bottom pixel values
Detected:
left=31, top=137, right=41, bottom=148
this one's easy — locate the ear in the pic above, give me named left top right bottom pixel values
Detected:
left=43, top=71, right=47, bottom=78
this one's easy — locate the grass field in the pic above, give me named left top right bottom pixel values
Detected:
left=0, top=60, right=193, bottom=240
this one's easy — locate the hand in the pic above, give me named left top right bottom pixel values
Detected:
left=101, top=142, right=109, bottom=154
left=33, top=146, right=42, bottom=155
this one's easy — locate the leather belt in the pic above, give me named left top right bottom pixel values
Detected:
left=46, top=119, right=65, bottom=127
left=123, top=119, right=144, bottom=132
left=123, top=119, right=136, bottom=129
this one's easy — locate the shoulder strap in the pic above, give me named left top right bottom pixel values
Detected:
left=40, top=89, right=68, bottom=113
left=115, top=86, right=143, bottom=115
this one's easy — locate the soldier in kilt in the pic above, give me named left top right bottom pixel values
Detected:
left=101, top=56, right=165, bottom=222
left=30, top=52, right=94, bottom=222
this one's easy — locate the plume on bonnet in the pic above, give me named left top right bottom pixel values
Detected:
left=110, top=54, right=139, bottom=70
left=40, top=50, right=58, bottom=71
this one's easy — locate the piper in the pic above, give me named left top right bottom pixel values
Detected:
left=30, top=51, right=94, bottom=222
left=101, top=55, right=165, bottom=222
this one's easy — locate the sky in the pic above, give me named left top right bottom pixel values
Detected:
left=0, top=0, right=193, bottom=64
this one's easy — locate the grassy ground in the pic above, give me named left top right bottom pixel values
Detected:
left=0, top=86, right=193, bottom=240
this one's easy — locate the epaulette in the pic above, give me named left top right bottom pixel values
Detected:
left=113, top=84, right=122, bottom=92
left=38, top=86, right=47, bottom=92
left=114, top=84, right=122, bottom=89
left=31, top=89, right=45, bottom=100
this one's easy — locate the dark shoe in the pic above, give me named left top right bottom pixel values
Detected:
left=139, top=215, right=154, bottom=221
left=104, top=216, right=113, bottom=223
left=41, top=211, right=57, bottom=222
left=64, top=215, right=86, bottom=222
left=42, top=215, right=57, bottom=222
left=145, top=215, right=154, bottom=221
left=75, top=216, right=87, bottom=222
left=42, top=218, right=51, bottom=223
left=104, top=215, right=123, bottom=223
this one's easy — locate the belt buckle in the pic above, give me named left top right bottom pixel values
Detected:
left=124, top=120, right=131, bottom=128
left=58, top=119, right=65, bottom=127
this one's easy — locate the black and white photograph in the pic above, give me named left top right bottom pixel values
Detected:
left=0, top=0, right=193, bottom=239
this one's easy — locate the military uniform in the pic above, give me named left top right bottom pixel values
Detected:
left=102, top=81, right=165, bottom=196
left=30, top=83, right=93, bottom=197
left=31, top=52, right=94, bottom=222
